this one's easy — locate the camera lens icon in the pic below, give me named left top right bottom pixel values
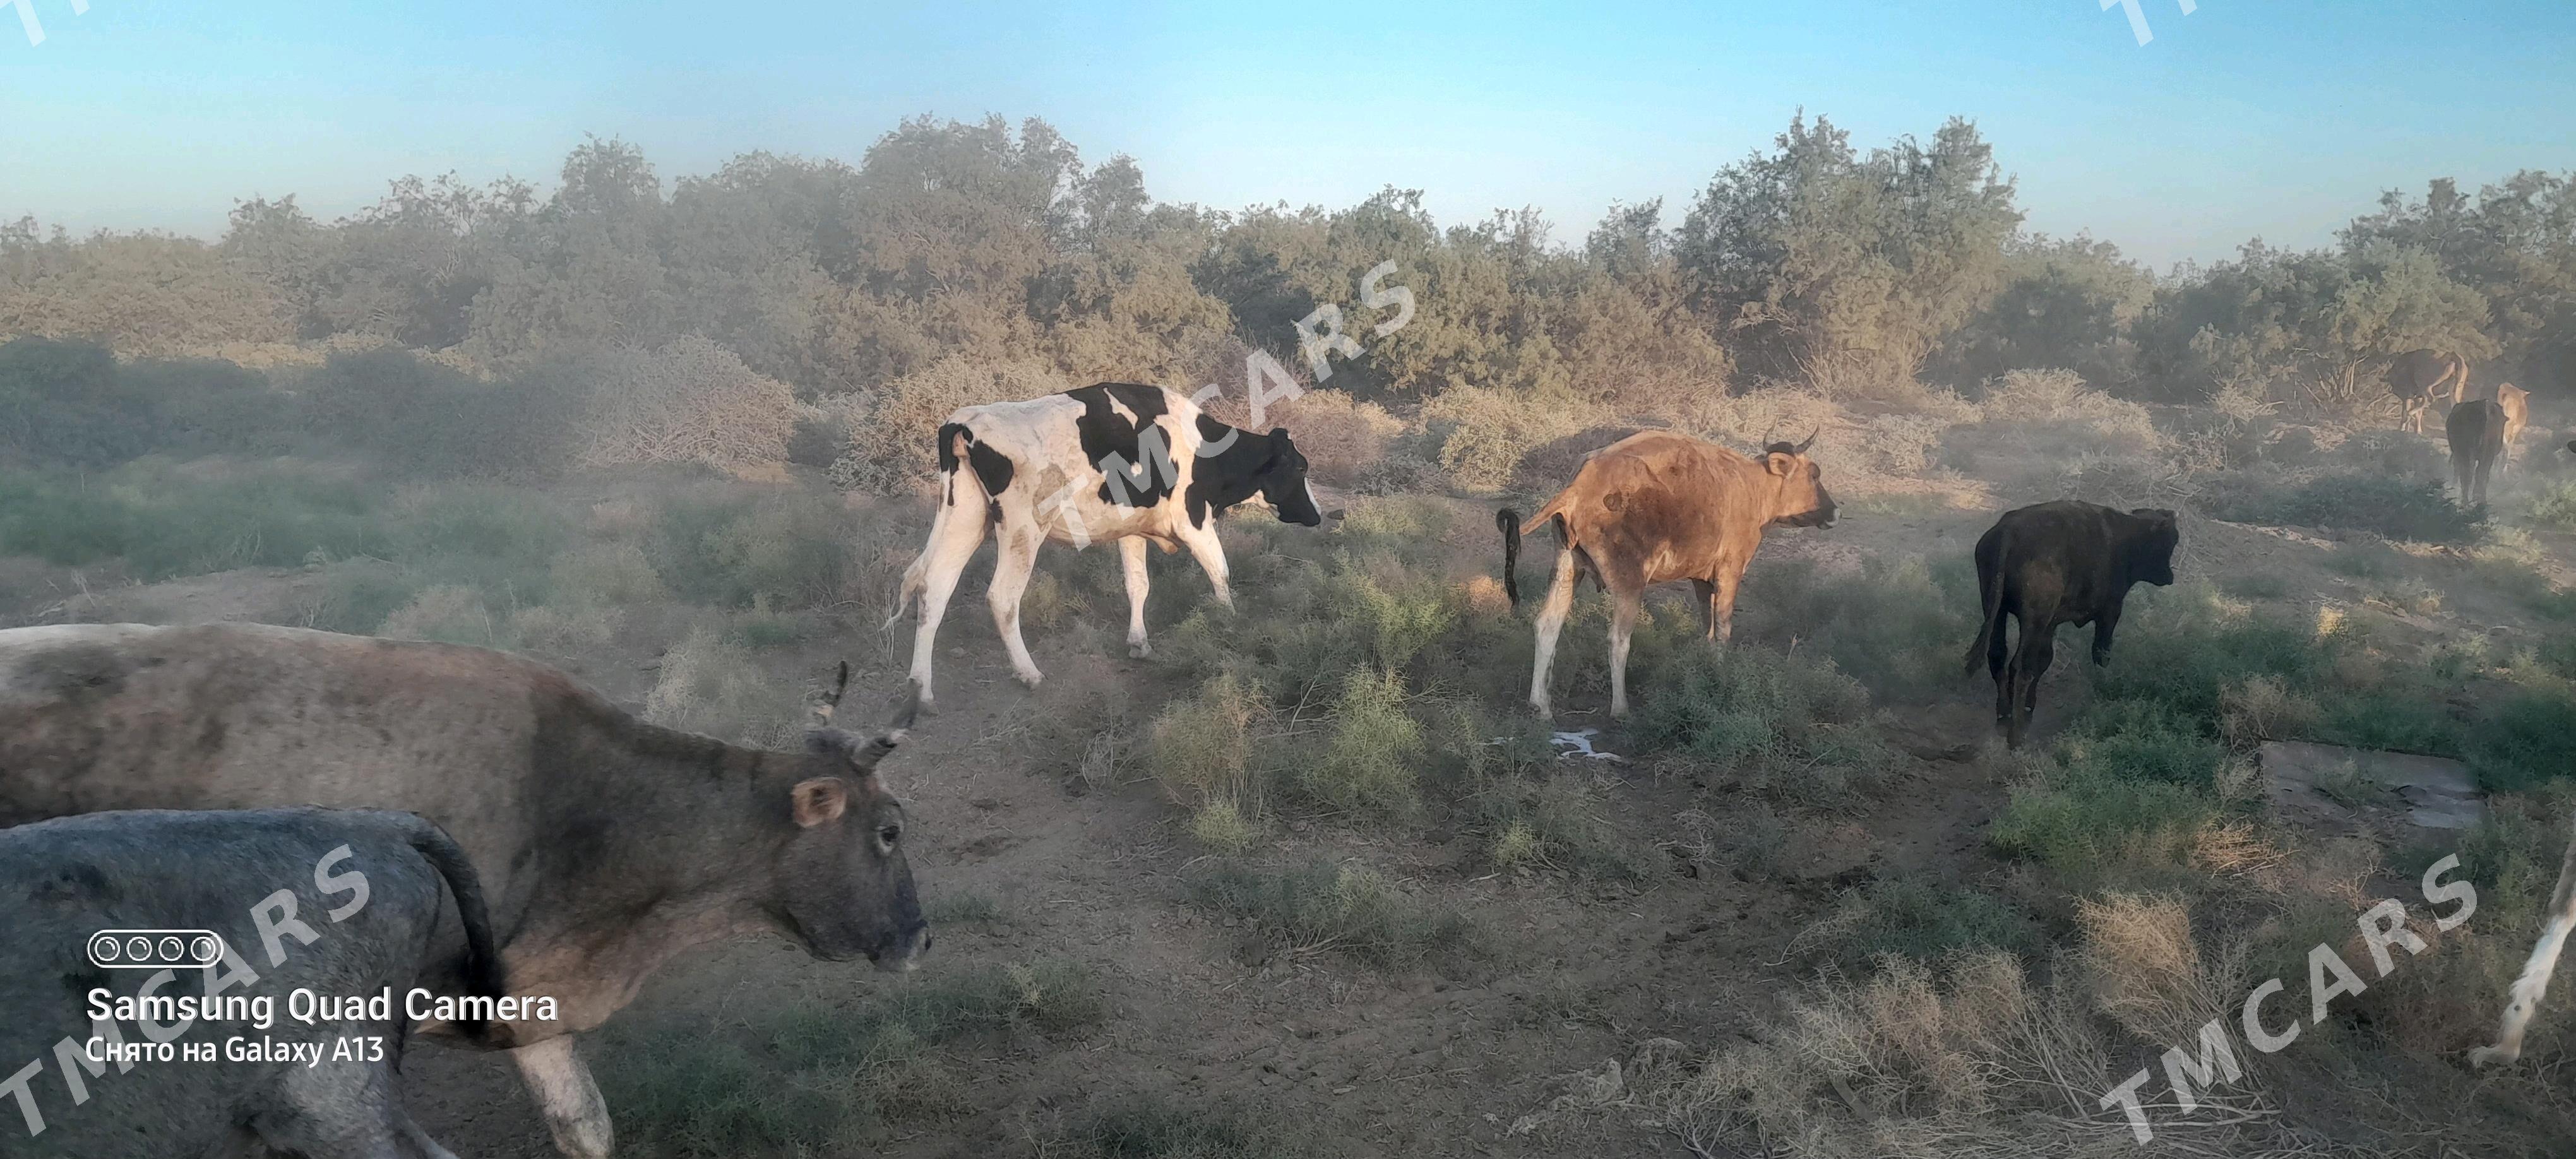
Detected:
left=87, top=929, right=227, bottom=970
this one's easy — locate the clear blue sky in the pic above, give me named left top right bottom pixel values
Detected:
left=3, top=0, right=2571, bottom=270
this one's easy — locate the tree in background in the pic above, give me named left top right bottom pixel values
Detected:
left=1931, top=233, right=2154, bottom=396
left=1676, top=114, right=2022, bottom=398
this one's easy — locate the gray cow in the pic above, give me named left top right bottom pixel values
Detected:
left=0, top=807, right=501, bottom=1158
left=0, top=622, right=929, bottom=1159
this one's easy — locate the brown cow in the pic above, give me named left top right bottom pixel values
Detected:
left=2387, top=348, right=2469, bottom=434
left=2448, top=397, right=2508, bottom=506
left=1965, top=501, right=2179, bottom=747
left=1498, top=430, right=1836, bottom=718
left=2493, top=382, right=2529, bottom=473
left=0, top=623, right=929, bottom=1159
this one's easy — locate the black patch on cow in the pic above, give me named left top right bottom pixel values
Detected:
left=1185, top=413, right=1272, bottom=528
left=965, top=437, right=1015, bottom=499
left=1068, top=383, right=1176, bottom=506
left=936, top=422, right=967, bottom=506
left=986, top=498, right=1003, bottom=525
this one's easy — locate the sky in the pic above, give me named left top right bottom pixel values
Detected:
left=2, top=0, right=2572, bottom=271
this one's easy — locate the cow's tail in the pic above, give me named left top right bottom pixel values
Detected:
left=1497, top=508, right=1524, bottom=608
left=1964, top=526, right=2009, bottom=676
left=402, top=815, right=506, bottom=1045
left=886, top=424, right=979, bottom=629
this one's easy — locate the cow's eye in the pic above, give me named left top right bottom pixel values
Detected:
left=877, top=824, right=902, bottom=847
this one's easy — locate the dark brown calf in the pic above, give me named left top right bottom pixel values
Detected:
left=1965, top=501, right=2179, bottom=747
left=2448, top=398, right=2507, bottom=506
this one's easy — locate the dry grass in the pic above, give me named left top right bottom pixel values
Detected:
left=576, top=337, right=801, bottom=472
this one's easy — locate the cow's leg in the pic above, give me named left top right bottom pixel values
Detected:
left=1119, top=536, right=1154, bottom=658
left=2476, top=809, right=2576, bottom=1066
left=904, top=496, right=990, bottom=713
left=2008, top=624, right=2056, bottom=749
left=1691, top=579, right=1719, bottom=641
left=1711, top=568, right=1741, bottom=644
left=513, top=1037, right=613, bottom=1159
left=987, top=524, right=1045, bottom=689
left=1991, top=617, right=2015, bottom=730
left=1180, top=524, right=1235, bottom=610
left=1528, top=547, right=1580, bottom=716
left=2090, top=603, right=2123, bottom=667
left=1607, top=589, right=1643, bottom=719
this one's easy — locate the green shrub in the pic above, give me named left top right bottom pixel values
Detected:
left=2469, top=688, right=2576, bottom=793
left=1811, top=879, right=2044, bottom=970
left=1629, top=644, right=1897, bottom=805
left=2517, top=477, right=2576, bottom=532
left=1988, top=761, right=2214, bottom=879
left=0, top=460, right=390, bottom=580
left=1186, top=860, right=1476, bottom=970
left=650, top=487, right=855, bottom=608
left=2197, top=470, right=2483, bottom=543
left=1303, top=667, right=1426, bottom=817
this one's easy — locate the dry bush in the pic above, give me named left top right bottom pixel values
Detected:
left=642, top=626, right=804, bottom=747
left=549, top=542, right=669, bottom=607
left=1241, top=388, right=1402, bottom=480
left=2217, top=674, right=2320, bottom=749
left=1422, top=386, right=1613, bottom=492
left=833, top=357, right=1071, bottom=494
left=2075, top=893, right=2233, bottom=1047
left=576, top=337, right=800, bottom=473
left=1147, top=672, right=1270, bottom=820
left=508, top=603, right=621, bottom=651
left=1973, top=368, right=2162, bottom=457
left=379, top=585, right=502, bottom=646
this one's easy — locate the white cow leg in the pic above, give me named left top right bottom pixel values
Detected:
left=1181, top=526, right=1234, bottom=610
left=511, top=1038, right=612, bottom=1159
left=905, top=499, right=989, bottom=712
left=1607, top=590, right=1641, bottom=719
left=2477, top=811, right=2576, bottom=1066
left=1529, top=548, right=1578, bottom=716
left=987, top=525, right=1044, bottom=689
left=1119, top=537, right=1154, bottom=658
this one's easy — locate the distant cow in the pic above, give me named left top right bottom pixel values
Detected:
left=886, top=382, right=1325, bottom=710
left=1500, top=430, right=1837, bottom=718
left=0, top=807, right=501, bottom=1159
left=1964, top=501, right=2179, bottom=747
left=2493, top=382, right=2529, bottom=472
left=0, top=624, right=928, bottom=1159
left=2447, top=397, right=2507, bottom=506
left=2387, top=348, right=2469, bottom=434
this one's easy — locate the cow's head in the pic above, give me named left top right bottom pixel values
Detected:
left=1760, top=431, right=1837, bottom=529
left=2125, top=508, right=2181, bottom=587
left=1197, top=419, right=1325, bottom=526
left=1253, top=428, right=1325, bottom=526
left=778, top=669, right=929, bottom=972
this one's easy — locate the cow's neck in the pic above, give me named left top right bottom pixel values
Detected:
left=509, top=724, right=809, bottom=1035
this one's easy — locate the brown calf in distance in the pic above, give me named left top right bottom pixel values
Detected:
left=1499, top=430, right=1836, bottom=718
left=1965, top=501, right=2179, bottom=747
left=2493, top=382, right=2529, bottom=473
left=2448, top=397, right=2508, bottom=506
left=2387, top=348, right=2468, bottom=434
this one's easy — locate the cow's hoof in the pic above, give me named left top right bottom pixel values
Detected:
left=1530, top=701, right=1552, bottom=718
left=2471, top=1044, right=2517, bottom=1069
left=1129, top=641, right=1153, bottom=659
left=1015, top=670, right=1044, bottom=690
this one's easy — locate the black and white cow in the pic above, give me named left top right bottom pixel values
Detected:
left=885, top=382, right=1325, bottom=710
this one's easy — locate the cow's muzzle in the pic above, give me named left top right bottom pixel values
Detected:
left=869, top=925, right=933, bottom=973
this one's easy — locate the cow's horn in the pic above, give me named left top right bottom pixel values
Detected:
left=811, top=660, right=851, bottom=723
left=1792, top=426, right=1819, bottom=455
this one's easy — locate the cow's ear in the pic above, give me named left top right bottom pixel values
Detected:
left=790, top=778, right=849, bottom=828
left=1764, top=452, right=1793, bottom=476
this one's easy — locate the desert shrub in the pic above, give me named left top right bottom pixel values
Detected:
left=1628, top=644, right=1898, bottom=805
left=575, top=337, right=800, bottom=472
left=1248, top=388, right=1402, bottom=480
left=832, top=357, right=1068, bottom=494
left=1186, top=860, right=1475, bottom=970
left=549, top=541, right=669, bottom=607
left=1740, top=554, right=1976, bottom=700
left=2197, top=470, right=2483, bottom=542
left=1147, top=672, right=1268, bottom=823
left=294, top=561, right=424, bottom=635
left=506, top=603, right=621, bottom=651
left=0, top=337, right=169, bottom=467
left=1849, top=413, right=1948, bottom=475
left=2058, top=698, right=2231, bottom=790
left=648, top=487, right=856, bottom=608
left=1049, top=1099, right=1298, bottom=1159
left=642, top=626, right=804, bottom=747
left=2517, top=477, right=2576, bottom=532
left=1971, top=367, right=2161, bottom=456
left=1506, top=424, right=1640, bottom=499
left=2217, top=673, right=2320, bottom=749
left=1421, top=385, right=1610, bottom=492
left=379, top=585, right=504, bottom=646
left=1988, top=757, right=2215, bottom=882
left=1301, top=667, right=1426, bottom=817
left=303, top=347, right=578, bottom=480
left=121, top=356, right=299, bottom=457
left=597, top=960, right=1103, bottom=1156
left=0, top=459, right=389, bottom=580
left=1802, top=879, right=2044, bottom=971
left=2468, top=687, right=2576, bottom=793
left=381, top=483, right=570, bottom=591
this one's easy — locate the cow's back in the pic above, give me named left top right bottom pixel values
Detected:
left=0, top=623, right=564, bottom=920
left=1551, top=433, right=1763, bottom=580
